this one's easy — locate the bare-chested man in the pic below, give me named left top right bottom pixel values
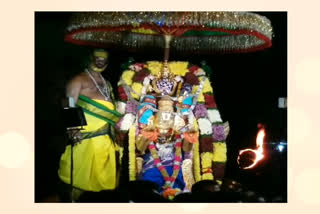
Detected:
left=66, top=49, right=114, bottom=103
left=58, top=49, right=122, bottom=194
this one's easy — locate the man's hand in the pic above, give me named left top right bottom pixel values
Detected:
left=68, top=129, right=83, bottom=142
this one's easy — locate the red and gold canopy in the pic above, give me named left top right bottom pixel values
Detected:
left=65, top=12, right=273, bottom=54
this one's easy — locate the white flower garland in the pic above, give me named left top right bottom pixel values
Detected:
left=116, top=101, right=126, bottom=115
left=120, top=113, right=136, bottom=131
left=207, top=109, right=222, bottom=123
left=197, top=118, right=213, bottom=135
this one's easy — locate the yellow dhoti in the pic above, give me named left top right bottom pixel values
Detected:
left=58, top=95, right=122, bottom=192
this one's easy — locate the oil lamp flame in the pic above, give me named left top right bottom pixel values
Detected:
left=237, top=128, right=265, bottom=169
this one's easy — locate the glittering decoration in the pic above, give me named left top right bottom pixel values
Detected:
left=65, top=12, right=273, bottom=53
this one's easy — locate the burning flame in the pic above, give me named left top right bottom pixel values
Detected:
left=237, top=127, right=265, bottom=169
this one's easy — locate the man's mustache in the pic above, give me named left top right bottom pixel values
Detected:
left=96, top=62, right=108, bottom=67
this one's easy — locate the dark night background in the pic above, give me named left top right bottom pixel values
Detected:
left=35, top=12, right=287, bottom=202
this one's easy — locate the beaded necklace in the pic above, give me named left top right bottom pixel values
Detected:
left=86, top=68, right=111, bottom=101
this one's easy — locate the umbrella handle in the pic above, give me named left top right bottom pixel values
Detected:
left=164, top=35, right=173, bottom=61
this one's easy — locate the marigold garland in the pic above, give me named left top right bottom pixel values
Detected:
left=192, top=85, right=205, bottom=103
left=169, top=61, right=189, bottom=76
left=202, top=78, right=213, bottom=94
left=202, top=174, right=214, bottom=180
left=116, top=146, right=124, bottom=166
left=146, top=61, right=162, bottom=75
left=197, top=92, right=205, bottom=103
left=212, top=142, right=227, bottom=163
left=121, top=70, right=135, bottom=86
left=193, top=121, right=201, bottom=182
left=201, top=152, right=214, bottom=180
left=131, top=82, right=143, bottom=99
left=129, top=125, right=137, bottom=181
left=162, top=188, right=181, bottom=200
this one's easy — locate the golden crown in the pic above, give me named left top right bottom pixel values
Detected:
left=158, top=96, right=174, bottom=112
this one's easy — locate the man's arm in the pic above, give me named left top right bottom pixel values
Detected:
left=66, top=76, right=82, bottom=105
left=106, top=80, right=115, bottom=101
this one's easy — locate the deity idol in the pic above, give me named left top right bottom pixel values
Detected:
left=116, top=60, right=229, bottom=199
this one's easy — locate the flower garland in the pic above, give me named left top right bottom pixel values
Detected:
left=193, top=141, right=201, bottom=182
left=192, top=121, right=201, bottom=182
left=131, top=82, right=143, bottom=100
left=146, top=61, right=189, bottom=76
left=189, top=66, right=216, bottom=181
left=181, top=159, right=195, bottom=191
left=121, top=70, right=135, bottom=86
left=212, top=142, right=227, bottom=163
left=207, top=109, right=222, bottom=123
left=146, top=61, right=162, bottom=75
left=116, top=101, right=126, bottom=115
left=148, top=134, right=183, bottom=192
left=198, top=118, right=213, bottom=135
left=201, top=152, right=214, bottom=180
left=129, top=125, right=137, bottom=181
left=118, top=60, right=229, bottom=185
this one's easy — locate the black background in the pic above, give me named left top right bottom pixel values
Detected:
left=35, top=12, right=287, bottom=202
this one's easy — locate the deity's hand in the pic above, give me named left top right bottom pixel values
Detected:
left=182, top=140, right=193, bottom=152
left=135, top=157, right=144, bottom=175
left=136, top=128, right=159, bottom=154
left=174, top=75, right=183, bottom=83
left=183, top=130, right=198, bottom=144
left=136, top=135, right=150, bottom=155
left=141, top=128, right=159, bottom=142
left=183, top=130, right=198, bottom=152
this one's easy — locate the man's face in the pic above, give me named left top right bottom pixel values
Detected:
left=94, top=56, right=108, bottom=68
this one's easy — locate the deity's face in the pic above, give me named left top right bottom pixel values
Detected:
left=94, top=56, right=108, bottom=68
left=155, top=111, right=174, bottom=137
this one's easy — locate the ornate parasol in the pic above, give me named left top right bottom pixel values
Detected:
left=65, top=12, right=273, bottom=59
